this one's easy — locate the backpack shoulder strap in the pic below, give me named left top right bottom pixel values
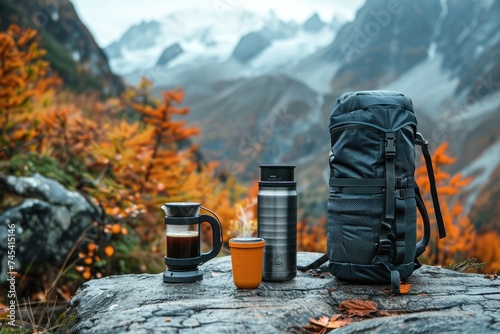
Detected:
left=416, top=132, right=446, bottom=239
left=415, top=186, right=431, bottom=258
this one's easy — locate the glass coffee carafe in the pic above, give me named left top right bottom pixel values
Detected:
left=162, top=202, right=222, bottom=283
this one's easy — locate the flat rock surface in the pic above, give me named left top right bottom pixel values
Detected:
left=59, top=252, right=500, bottom=333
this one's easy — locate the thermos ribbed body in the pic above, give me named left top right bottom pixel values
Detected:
left=258, top=186, right=297, bottom=281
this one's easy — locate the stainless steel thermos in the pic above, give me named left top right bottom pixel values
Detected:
left=258, top=165, right=297, bottom=281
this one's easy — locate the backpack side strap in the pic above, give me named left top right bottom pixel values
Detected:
left=416, top=132, right=446, bottom=239
left=415, top=186, right=431, bottom=258
left=297, top=253, right=329, bottom=272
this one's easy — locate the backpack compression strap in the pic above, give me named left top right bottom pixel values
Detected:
left=377, top=131, right=401, bottom=294
left=416, top=133, right=446, bottom=239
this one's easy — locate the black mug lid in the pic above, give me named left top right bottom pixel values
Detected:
left=260, top=165, right=295, bottom=182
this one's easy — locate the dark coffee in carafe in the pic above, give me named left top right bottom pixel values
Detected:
left=166, top=232, right=200, bottom=258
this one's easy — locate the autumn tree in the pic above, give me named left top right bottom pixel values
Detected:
left=297, top=217, right=327, bottom=253
left=0, top=24, right=61, bottom=160
left=1, top=25, right=249, bottom=285
left=82, top=77, right=246, bottom=257
left=416, top=142, right=476, bottom=267
left=473, top=231, right=500, bottom=272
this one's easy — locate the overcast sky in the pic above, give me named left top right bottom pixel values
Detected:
left=71, top=0, right=365, bottom=47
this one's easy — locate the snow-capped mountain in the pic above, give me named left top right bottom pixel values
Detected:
left=104, top=9, right=345, bottom=78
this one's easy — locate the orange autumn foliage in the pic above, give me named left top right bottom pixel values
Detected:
left=416, top=142, right=474, bottom=265
left=0, top=24, right=61, bottom=158
left=0, top=25, right=247, bottom=282
left=416, top=142, right=500, bottom=272
left=89, top=77, right=248, bottom=252
left=298, top=218, right=327, bottom=253
left=472, top=231, right=500, bottom=273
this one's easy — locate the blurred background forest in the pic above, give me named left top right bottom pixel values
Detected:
left=1, top=0, right=500, bottom=330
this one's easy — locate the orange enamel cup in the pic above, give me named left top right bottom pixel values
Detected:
left=229, top=237, right=265, bottom=289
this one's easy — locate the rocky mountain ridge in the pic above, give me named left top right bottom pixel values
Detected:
left=0, top=0, right=123, bottom=94
left=105, top=9, right=344, bottom=77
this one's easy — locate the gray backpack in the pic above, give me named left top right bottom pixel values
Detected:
left=300, top=90, right=446, bottom=293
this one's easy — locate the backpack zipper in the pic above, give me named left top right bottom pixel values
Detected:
left=329, top=124, right=371, bottom=136
left=330, top=124, right=416, bottom=136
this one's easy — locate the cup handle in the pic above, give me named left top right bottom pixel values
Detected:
left=200, top=214, right=223, bottom=264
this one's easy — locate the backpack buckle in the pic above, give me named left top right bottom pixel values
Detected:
left=381, top=220, right=392, bottom=231
left=396, top=188, right=406, bottom=199
left=396, top=177, right=408, bottom=188
left=415, top=132, right=429, bottom=147
left=385, top=137, right=396, bottom=158
left=378, top=239, right=392, bottom=255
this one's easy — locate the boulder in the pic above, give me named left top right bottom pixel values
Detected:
left=0, top=173, right=101, bottom=281
left=58, top=252, right=500, bottom=333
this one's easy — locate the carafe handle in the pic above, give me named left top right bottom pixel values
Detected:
left=200, top=213, right=223, bottom=264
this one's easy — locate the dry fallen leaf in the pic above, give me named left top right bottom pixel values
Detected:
left=328, top=314, right=342, bottom=322
left=309, top=315, right=330, bottom=327
left=339, top=299, right=377, bottom=317
left=304, top=299, right=397, bottom=332
left=376, top=310, right=393, bottom=317
left=399, top=283, right=411, bottom=294
left=309, top=314, right=353, bottom=330
left=326, top=317, right=353, bottom=329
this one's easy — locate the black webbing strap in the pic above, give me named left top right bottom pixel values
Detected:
left=330, top=187, right=381, bottom=194
left=330, top=177, right=415, bottom=188
left=297, top=253, right=329, bottom=272
left=329, top=178, right=415, bottom=195
left=377, top=131, right=400, bottom=293
left=329, top=178, right=386, bottom=187
left=416, top=133, right=446, bottom=239
left=329, top=177, right=385, bottom=194
left=377, top=239, right=400, bottom=293
left=394, top=191, right=406, bottom=264
left=384, top=132, right=396, bottom=221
